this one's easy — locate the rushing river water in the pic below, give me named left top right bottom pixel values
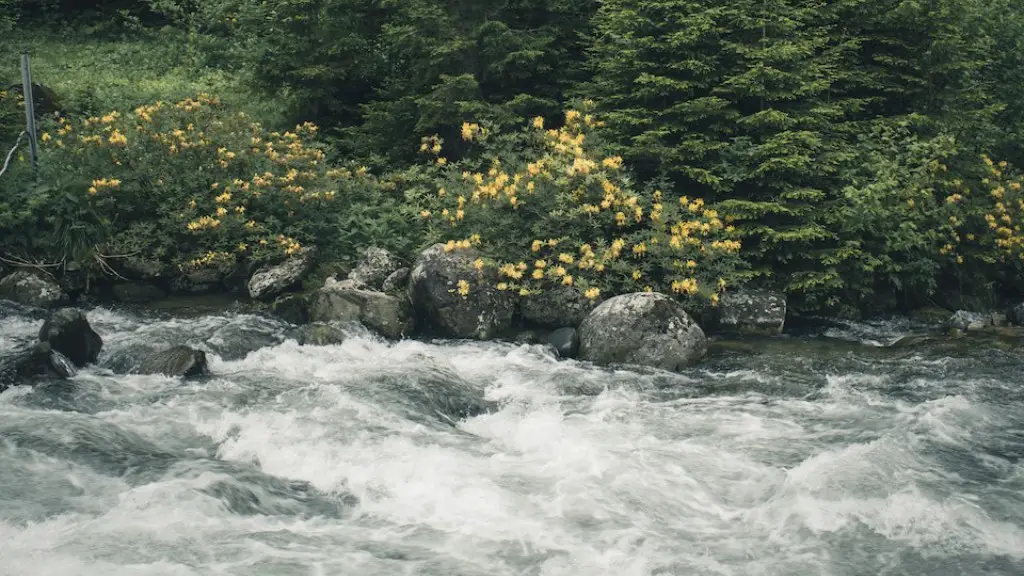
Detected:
left=1, top=302, right=1023, bottom=576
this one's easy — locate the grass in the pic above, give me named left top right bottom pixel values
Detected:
left=1, top=27, right=285, bottom=125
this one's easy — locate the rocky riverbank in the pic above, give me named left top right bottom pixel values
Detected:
left=2, top=244, right=1022, bottom=385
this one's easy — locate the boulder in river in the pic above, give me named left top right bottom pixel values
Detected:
left=519, top=287, right=599, bottom=328
left=546, top=327, right=580, bottom=359
left=0, top=342, right=76, bottom=390
left=38, top=308, right=103, bottom=367
left=271, top=293, right=311, bottom=325
left=310, top=285, right=413, bottom=340
left=0, top=270, right=67, bottom=308
left=944, top=310, right=991, bottom=332
left=248, top=247, right=317, bottom=301
left=137, top=345, right=208, bottom=378
left=344, top=246, right=404, bottom=291
left=409, top=243, right=515, bottom=340
left=711, top=290, right=787, bottom=336
left=578, top=292, right=707, bottom=371
left=1012, top=302, right=1024, bottom=326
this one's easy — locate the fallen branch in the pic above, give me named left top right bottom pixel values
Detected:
left=0, top=131, right=27, bottom=179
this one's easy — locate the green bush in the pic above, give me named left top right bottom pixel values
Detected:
left=409, top=102, right=748, bottom=308
left=0, top=93, right=416, bottom=278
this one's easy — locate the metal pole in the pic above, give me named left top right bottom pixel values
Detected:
left=20, top=53, right=38, bottom=170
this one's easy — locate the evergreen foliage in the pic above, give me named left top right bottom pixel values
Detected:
left=1, top=0, right=1022, bottom=313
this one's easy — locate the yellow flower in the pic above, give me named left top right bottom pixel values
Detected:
left=531, top=240, right=543, bottom=252
left=216, top=207, right=227, bottom=217
left=421, top=210, right=431, bottom=218
left=473, top=258, right=484, bottom=271
left=457, top=279, right=470, bottom=297
left=562, top=275, right=574, bottom=286
left=41, top=132, right=51, bottom=143
left=532, top=269, right=544, bottom=280
left=532, top=116, right=544, bottom=129
left=584, top=287, right=600, bottom=300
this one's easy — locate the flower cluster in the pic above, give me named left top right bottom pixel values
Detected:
left=34, top=93, right=375, bottom=271
left=417, top=103, right=745, bottom=305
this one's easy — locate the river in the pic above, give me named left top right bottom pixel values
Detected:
left=1, top=303, right=1023, bottom=575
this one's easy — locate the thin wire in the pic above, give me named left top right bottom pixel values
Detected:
left=0, top=131, right=26, bottom=179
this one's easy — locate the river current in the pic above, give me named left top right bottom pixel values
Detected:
left=1, top=303, right=1022, bottom=575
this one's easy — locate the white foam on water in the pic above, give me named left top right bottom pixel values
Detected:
left=1, top=309, right=1023, bottom=575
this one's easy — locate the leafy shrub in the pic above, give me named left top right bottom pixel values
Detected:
left=0, top=93, right=414, bottom=277
left=806, top=120, right=967, bottom=313
left=410, top=102, right=747, bottom=308
left=945, top=155, right=1024, bottom=296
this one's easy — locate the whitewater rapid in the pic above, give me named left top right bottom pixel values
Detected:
left=1, top=306, right=1023, bottom=575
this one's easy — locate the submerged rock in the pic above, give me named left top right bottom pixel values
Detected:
left=712, top=290, right=787, bottom=336
left=294, top=322, right=349, bottom=346
left=578, top=292, right=707, bottom=371
left=310, top=286, right=413, bottom=340
left=137, top=345, right=208, bottom=377
left=519, top=287, right=599, bottom=328
left=0, top=270, right=67, bottom=308
left=409, top=243, right=515, bottom=340
left=206, top=319, right=285, bottom=360
left=248, top=247, right=317, bottom=301
left=38, top=308, right=103, bottom=367
left=345, top=246, right=404, bottom=291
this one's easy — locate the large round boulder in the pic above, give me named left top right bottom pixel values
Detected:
left=408, top=244, right=515, bottom=340
left=0, top=270, right=67, bottom=308
left=578, top=292, right=707, bottom=371
left=38, top=308, right=103, bottom=367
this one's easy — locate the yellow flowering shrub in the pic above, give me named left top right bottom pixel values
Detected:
left=412, top=103, right=746, bottom=306
left=13, top=93, right=409, bottom=276
left=949, top=155, right=1024, bottom=273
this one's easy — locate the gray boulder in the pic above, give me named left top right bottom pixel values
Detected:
left=345, top=246, right=404, bottom=290
left=39, top=308, right=103, bottom=367
left=248, top=247, right=316, bottom=300
left=310, top=286, right=414, bottom=340
left=0, top=342, right=76, bottom=390
left=271, top=293, right=311, bottom=325
left=137, top=345, right=208, bottom=377
left=944, top=310, right=991, bottom=332
left=520, top=286, right=599, bottom=328
left=578, top=292, right=707, bottom=371
left=382, top=267, right=411, bottom=293
left=546, top=327, right=580, bottom=359
left=712, top=290, right=787, bottom=336
left=0, top=270, right=67, bottom=308
left=409, top=243, right=515, bottom=340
